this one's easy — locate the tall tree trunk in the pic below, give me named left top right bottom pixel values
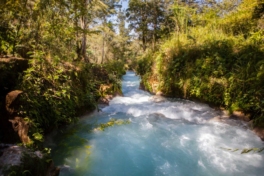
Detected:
left=78, top=0, right=90, bottom=62
left=152, top=0, right=158, bottom=50
left=101, top=33, right=105, bottom=64
left=80, top=15, right=89, bottom=62
left=142, top=31, right=146, bottom=51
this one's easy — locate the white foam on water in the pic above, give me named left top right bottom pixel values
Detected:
left=50, top=71, right=264, bottom=176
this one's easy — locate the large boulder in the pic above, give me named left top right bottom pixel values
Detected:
left=0, top=144, right=60, bottom=176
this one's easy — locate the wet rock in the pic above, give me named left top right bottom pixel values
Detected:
left=147, top=113, right=180, bottom=125
left=0, top=145, right=24, bottom=167
left=253, top=127, right=264, bottom=141
left=156, top=91, right=163, bottom=96
left=149, top=95, right=166, bottom=103
left=231, top=111, right=251, bottom=121
left=0, top=145, right=60, bottom=176
left=147, top=113, right=167, bottom=122
left=208, top=116, right=223, bottom=122
left=208, top=115, right=249, bottom=130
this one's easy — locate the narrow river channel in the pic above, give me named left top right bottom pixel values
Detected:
left=47, top=71, right=264, bottom=176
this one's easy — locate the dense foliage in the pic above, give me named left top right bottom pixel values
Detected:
left=1, top=0, right=264, bottom=146
left=17, top=54, right=125, bottom=143
left=0, top=0, right=128, bottom=145
left=135, top=0, right=264, bottom=126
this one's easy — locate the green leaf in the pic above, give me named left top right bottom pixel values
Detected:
left=54, top=75, right=59, bottom=80
left=232, top=149, right=239, bottom=152
left=46, top=159, right=53, bottom=163
left=33, top=133, right=43, bottom=142
left=241, top=149, right=253, bottom=154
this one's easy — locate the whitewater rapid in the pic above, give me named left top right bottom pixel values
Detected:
left=48, top=71, right=264, bottom=176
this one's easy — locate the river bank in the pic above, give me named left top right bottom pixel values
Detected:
left=139, top=77, right=264, bottom=141
left=0, top=55, right=125, bottom=175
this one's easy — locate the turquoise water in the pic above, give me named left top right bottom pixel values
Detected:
left=47, top=71, right=264, bottom=176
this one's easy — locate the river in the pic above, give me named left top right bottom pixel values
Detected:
left=47, top=71, right=264, bottom=176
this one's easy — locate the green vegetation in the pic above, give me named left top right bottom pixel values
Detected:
left=133, top=0, right=264, bottom=127
left=17, top=56, right=125, bottom=146
left=94, top=118, right=131, bottom=131
left=220, top=147, right=264, bottom=154
left=49, top=118, right=130, bottom=174
left=1, top=0, right=264, bottom=172
left=0, top=0, right=130, bottom=146
left=2, top=1, right=264, bottom=174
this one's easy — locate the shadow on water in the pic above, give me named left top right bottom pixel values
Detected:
left=46, top=112, right=133, bottom=176
left=46, top=121, right=95, bottom=175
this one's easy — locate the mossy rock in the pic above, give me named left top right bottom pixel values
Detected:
left=0, top=145, right=59, bottom=176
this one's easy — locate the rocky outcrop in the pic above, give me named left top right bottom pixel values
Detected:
left=0, top=144, right=60, bottom=176
left=253, top=127, right=264, bottom=141
left=3, top=90, right=31, bottom=144
left=1, top=90, right=32, bottom=145
left=0, top=57, right=28, bottom=143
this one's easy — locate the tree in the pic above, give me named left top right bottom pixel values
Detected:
left=0, top=0, right=118, bottom=62
left=126, top=0, right=149, bottom=51
left=126, top=0, right=173, bottom=51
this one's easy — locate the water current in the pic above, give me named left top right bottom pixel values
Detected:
left=47, top=71, right=264, bottom=176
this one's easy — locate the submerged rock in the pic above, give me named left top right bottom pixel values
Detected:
left=149, top=95, right=167, bottom=103
left=147, top=113, right=167, bottom=122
